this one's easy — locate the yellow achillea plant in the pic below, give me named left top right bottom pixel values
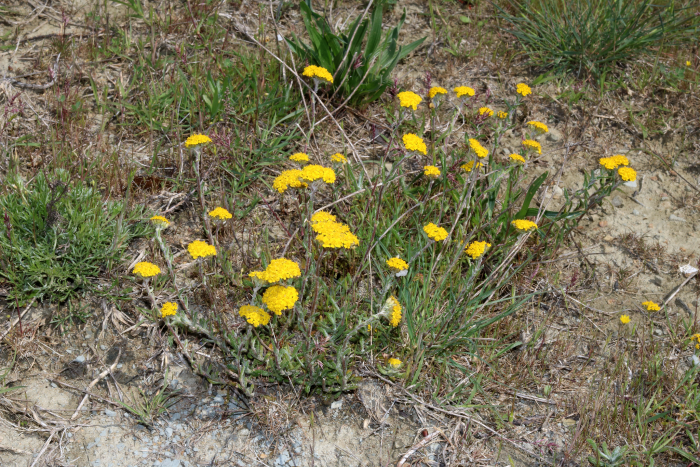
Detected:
left=692, top=333, right=700, bottom=349
left=330, top=153, right=347, bottom=164
left=516, top=83, right=532, bottom=96
left=187, top=240, right=217, bottom=259
left=249, top=258, right=302, bottom=284
left=387, top=296, right=402, bottom=326
left=618, top=167, right=637, bottom=182
left=150, top=215, right=170, bottom=228
left=262, top=285, right=299, bottom=315
left=314, top=220, right=360, bottom=249
left=386, top=257, right=408, bottom=272
left=599, top=155, right=629, bottom=170
left=462, top=161, right=483, bottom=172
left=522, top=139, right=542, bottom=154
left=465, top=241, right=491, bottom=259
left=468, top=138, right=489, bottom=158
left=311, top=211, right=338, bottom=227
left=184, top=134, right=212, bottom=148
left=133, top=262, right=161, bottom=278
left=511, top=219, right=538, bottom=232
left=423, top=223, right=448, bottom=242
left=403, top=133, right=427, bottom=155
left=423, top=165, right=440, bottom=178
left=453, top=86, right=475, bottom=98
left=239, top=305, right=271, bottom=327
left=642, top=301, right=660, bottom=311
left=397, top=91, right=422, bottom=110
left=160, top=302, right=178, bottom=318
left=208, top=207, right=232, bottom=220
left=273, top=169, right=307, bottom=193
left=497, top=111, right=508, bottom=119
left=526, top=121, right=549, bottom=133
left=429, top=87, right=447, bottom=99
left=478, top=107, right=494, bottom=117
left=510, top=154, right=526, bottom=164
left=302, top=65, right=333, bottom=84
left=388, top=358, right=402, bottom=368
left=290, top=153, right=310, bottom=163
left=620, top=315, right=630, bottom=324
left=300, top=165, right=336, bottom=184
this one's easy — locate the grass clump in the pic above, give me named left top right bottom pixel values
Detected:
left=498, top=0, right=699, bottom=78
left=0, top=170, right=149, bottom=304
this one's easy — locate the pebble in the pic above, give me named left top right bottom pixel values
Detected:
left=100, top=345, right=107, bottom=350
left=165, top=427, right=174, bottom=438
left=104, top=409, right=117, bottom=417
left=632, top=209, right=640, bottom=216
left=603, top=235, right=614, bottom=242
left=50, top=382, right=58, bottom=388
left=274, top=450, right=291, bottom=466
left=238, top=429, right=250, bottom=437
left=598, top=220, right=608, bottom=227
left=670, top=214, right=686, bottom=222
left=74, top=355, right=86, bottom=363
left=547, top=128, right=563, bottom=142
left=611, top=196, right=624, bottom=208
left=331, top=400, right=343, bottom=410
left=212, top=395, right=225, bottom=405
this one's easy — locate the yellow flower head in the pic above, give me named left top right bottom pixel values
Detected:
left=397, top=91, right=422, bottom=110
left=250, top=258, right=302, bottom=284
left=403, top=133, right=427, bottom=155
left=311, top=211, right=338, bottom=229
left=642, top=301, right=660, bottom=311
left=522, top=139, right=542, bottom=155
left=453, top=86, right=475, bottom=98
left=423, top=223, right=448, bottom=242
left=239, top=305, right=271, bottom=327
left=314, top=220, right=360, bottom=249
left=468, top=138, right=489, bottom=158
left=478, top=107, right=494, bottom=117
left=289, top=152, right=310, bottom=163
left=388, top=296, right=402, bottom=327
left=511, top=219, right=538, bottom=232
left=185, top=134, right=212, bottom=148
left=300, top=165, right=336, bottom=184
left=273, top=169, right=307, bottom=193
left=423, top=165, right=441, bottom=179
left=618, top=167, right=637, bottom=182
left=429, top=87, right=447, bottom=99
left=462, top=160, right=484, bottom=172
left=599, top=155, right=630, bottom=170
left=386, top=257, right=408, bottom=272
left=187, top=240, right=217, bottom=259
left=208, top=207, right=232, bottom=220
left=510, top=154, right=526, bottom=164
left=133, top=261, right=161, bottom=278
left=160, top=302, right=178, bottom=318
left=302, top=65, right=333, bottom=84
left=526, top=121, right=549, bottom=134
left=150, top=215, right=170, bottom=228
left=262, top=285, right=299, bottom=315
left=388, top=358, right=402, bottom=368
left=692, top=334, right=700, bottom=349
left=330, top=153, right=347, bottom=164
left=516, top=83, right=532, bottom=97
left=497, top=111, right=508, bottom=119
left=465, top=240, right=491, bottom=259
left=687, top=61, right=692, bottom=66
left=620, top=315, right=630, bottom=324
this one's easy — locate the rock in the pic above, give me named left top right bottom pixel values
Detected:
left=330, top=400, right=343, bottom=410
left=598, top=220, right=608, bottom=227
left=212, top=395, right=225, bottom=405
left=74, top=355, right=86, bottom=363
left=100, top=345, right=107, bottom=351
left=670, top=214, right=686, bottom=222
left=551, top=185, right=563, bottom=199
left=238, top=428, right=250, bottom=438
left=611, top=196, right=624, bottom=208
left=623, top=180, right=637, bottom=188
left=165, top=427, right=174, bottom=438
left=275, top=450, right=291, bottom=466
left=603, top=235, right=614, bottom=242
left=547, top=128, right=563, bottom=142
left=104, top=409, right=117, bottom=417
left=632, top=209, right=640, bottom=216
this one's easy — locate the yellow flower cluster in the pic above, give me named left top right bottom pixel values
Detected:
left=516, top=83, right=532, bottom=96
left=386, top=257, right=408, bottom=271
left=388, top=358, right=402, bottom=368
left=403, top=133, right=427, bottom=155
left=397, top=91, right=422, bottom=110
left=330, top=153, right=347, bottom=164
left=692, top=333, right=700, bottom=349
left=522, top=139, right=542, bottom=154
left=527, top=121, right=549, bottom=133
left=185, top=134, right=212, bottom=148
left=262, top=285, right=299, bottom=315
left=468, top=138, right=489, bottom=158
left=599, top=155, right=629, bottom=170
left=388, top=296, right=402, bottom=327
left=208, top=207, right=232, bottom=220
left=497, top=111, right=508, bottom=119
left=479, top=107, right=494, bottom=117
left=150, top=215, right=170, bottom=228
left=511, top=219, right=538, bottom=232
left=188, top=240, right=216, bottom=259
left=429, top=87, right=447, bottom=99
left=462, top=160, right=484, bottom=172
left=642, top=301, right=660, bottom=311
left=453, top=86, right=475, bottom=98
left=423, top=165, right=440, bottom=178
left=510, top=154, right=526, bottom=164
left=273, top=169, right=307, bottom=193
left=618, top=167, right=637, bottom=182
left=620, top=315, right=630, bottom=324
left=239, top=305, right=271, bottom=327
left=133, top=262, right=161, bottom=278
left=249, top=258, right=301, bottom=284
left=300, top=164, right=336, bottom=184
left=302, top=65, right=333, bottom=84
left=290, top=153, right=310, bottom=163
left=423, top=223, right=448, bottom=242
left=160, top=302, right=178, bottom=318
left=311, top=212, right=360, bottom=249
left=465, top=240, right=491, bottom=259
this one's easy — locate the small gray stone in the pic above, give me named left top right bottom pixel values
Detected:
left=623, top=180, right=637, bottom=188
left=547, top=128, right=562, bottom=142
left=632, top=209, right=640, bottom=216
left=275, top=450, right=291, bottom=466
left=611, top=196, right=624, bottom=208
left=50, top=382, right=58, bottom=388
left=116, top=363, right=123, bottom=369
left=670, top=214, right=686, bottom=222
left=227, top=402, right=239, bottom=411
left=165, top=427, right=174, bottom=438
left=171, top=412, right=181, bottom=421
left=330, top=400, right=343, bottom=410
left=212, top=395, right=225, bottom=405
left=104, top=409, right=117, bottom=417
left=66, top=349, right=72, bottom=354
left=238, top=428, right=250, bottom=437
left=73, top=355, right=86, bottom=363
left=100, top=345, right=107, bottom=351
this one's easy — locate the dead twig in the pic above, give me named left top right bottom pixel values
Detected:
left=0, top=297, right=36, bottom=342
left=70, top=348, right=121, bottom=420
left=396, top=430, right=442, bottom=467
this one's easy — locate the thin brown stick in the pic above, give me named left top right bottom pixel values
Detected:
left=0, top=297, right=36, bottom=342
left=396, top=430, right=442, bottom=467
left=70, top=348, right=122, bottom=420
